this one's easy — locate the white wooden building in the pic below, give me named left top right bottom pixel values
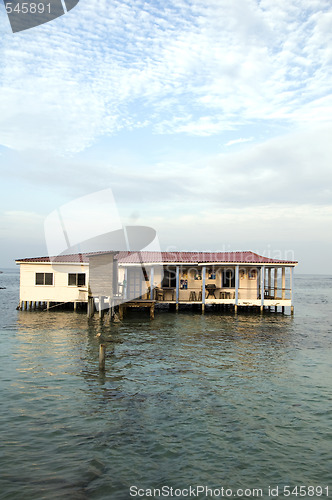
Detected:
left=16, top=254, right=90, bottom=311
left=16, top=250, right=298, bottom=314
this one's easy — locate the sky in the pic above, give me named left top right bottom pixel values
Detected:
left=0, top=0, right=332, bottom=273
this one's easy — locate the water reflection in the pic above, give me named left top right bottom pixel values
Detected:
left=14, top=308, right=296, bottom=385
left=3, top=283, right=331, bottom=499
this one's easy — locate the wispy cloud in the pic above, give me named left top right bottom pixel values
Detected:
left=225, top=137, right=254, bottom=147
left=1, top=0, right=332, bottom=271
left=0, top=0, right=331, bottom=152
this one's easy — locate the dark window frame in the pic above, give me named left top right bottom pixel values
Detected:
left=68, top=273, right=86, bottom=287
left=222, top=269, right=235, bottom=288
left=161, top=268, right=176, bottom=288
left=35, top=272, right=53, bottom=286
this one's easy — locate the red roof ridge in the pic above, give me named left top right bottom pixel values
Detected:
left=16, top=250, right=298, bottom=265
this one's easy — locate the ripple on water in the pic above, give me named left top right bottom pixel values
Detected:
left=0, top=274, right=331, bottom=499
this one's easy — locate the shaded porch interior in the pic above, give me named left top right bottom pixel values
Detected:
left=119, top=264, right=294, bottom=304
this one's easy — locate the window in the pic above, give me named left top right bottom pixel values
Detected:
left=208, top=268, right=216, bottom=280
left=222, top=269, right=235, bottom=288
left=35, top=273, right=53, bottom=285
left=68, top=273, right=86, bottom=287
left=248, top=268, right=257, bottom=280
left=161, top=268, right=176, bottom=288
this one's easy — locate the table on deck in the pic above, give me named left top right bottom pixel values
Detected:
left=155, top=287, right=175, bottom=301
left=206, top=284, right=217, bottom=298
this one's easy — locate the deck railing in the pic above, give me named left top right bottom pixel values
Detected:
left=116, top=285, right=292, bottom=303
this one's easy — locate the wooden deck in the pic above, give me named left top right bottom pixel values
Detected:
left=118, top=300, right=156, bottom=319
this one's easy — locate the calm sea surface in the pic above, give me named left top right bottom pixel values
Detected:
left=0, top=270, right=331, bottom=500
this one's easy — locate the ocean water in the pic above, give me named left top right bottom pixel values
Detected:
left=0, top=269, right=331, bottom=500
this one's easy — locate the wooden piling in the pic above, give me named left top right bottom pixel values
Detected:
left=99, top=344, right=106, bottom=371
left=291, top=306, right=294, bottom=315
left=108, top=296, right=113, bottom=322
left=99, top=296, right=104, bottom=319
left=87, top=297, right=95, bottom=318
left=150, top=303, right=155, bottom=319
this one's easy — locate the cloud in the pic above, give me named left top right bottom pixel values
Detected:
left=0, top=0, right=331, bottom=152
left=4, top=123, right=331, bottom=214
left=225, top=137, right=254, bottom=147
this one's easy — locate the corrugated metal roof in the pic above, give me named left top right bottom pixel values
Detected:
left=116, top=251, right=297, bottom=264
left=16, top=251, right=298, bottom=265
left=16, top=253, right=91, bottom=263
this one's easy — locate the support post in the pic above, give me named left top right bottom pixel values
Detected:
left=73, top=302, right=77, bottom=312
left=290, top=266, right=294, bottom=314
left=274, top=268, right=278, bottom=299
left=124, top=268, right=128, bottom=300
left=99, top=344, right=106, bottom=371
left=87, top=296, right=95, bottom=318
left=235, top=265, right=239, bottom=314
left=150, top=266, right=154, bottom=300
left=235, top=265, right=239, bottom=305
left=261, top=265, right=265, bottom=312
left=268, top=268, right=272, bottom=297
left=202, top=266, right=206, bottom=314
left=46, top=301, right=50, bottom=311
left=176, top=266, right=179, bottom=311
left=282, top=267, right=286, bottom=299
left=150, top=303, right=155, bottom=319
left=119, top=304, right=124, bottom=320
left=108, top=296, right=113, bottom=321
left=99, top=296, right=104, bottom=319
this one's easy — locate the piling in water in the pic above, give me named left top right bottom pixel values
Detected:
left=99, top=344, right=106, bottom=371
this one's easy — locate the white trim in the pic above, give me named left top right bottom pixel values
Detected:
left=16, top=261, right=89, bottom=266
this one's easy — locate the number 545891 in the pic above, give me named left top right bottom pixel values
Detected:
left=5, top=3, right=51, bottom=14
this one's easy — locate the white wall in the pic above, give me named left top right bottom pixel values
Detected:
left=19, top=263, right=89, bottom=303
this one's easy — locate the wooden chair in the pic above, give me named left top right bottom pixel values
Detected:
left=155, top=288, right=164, bottom=301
